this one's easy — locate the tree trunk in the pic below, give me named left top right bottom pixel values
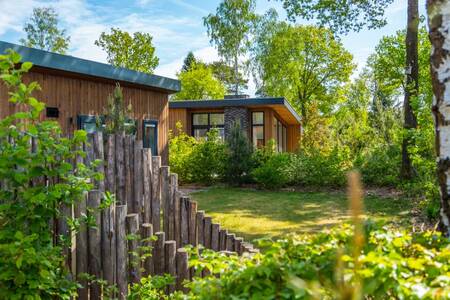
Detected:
left=427, top=0, right=450, bottom=235
left=401, top=0, right=420, bottom=180
left=234, top=52, right=239, bottom=96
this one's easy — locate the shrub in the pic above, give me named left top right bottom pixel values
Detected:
left=289, top=147, right=350, bottom=187
left=169, top=122, right=198, bottom=183
left=224, top=122, right=254, bottom=185
left=0, top=51, right=96, bottom=298
left=188, top=128, right=226, bottom=185
left=252, top=153, right=292, bottom=189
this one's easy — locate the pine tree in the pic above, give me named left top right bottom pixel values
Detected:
left=181, top=51, right=197, bottom=72
left=102, top=83, right=135, bottom=134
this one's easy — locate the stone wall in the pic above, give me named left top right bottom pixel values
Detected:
left=224, top=107, right=250, bottom=139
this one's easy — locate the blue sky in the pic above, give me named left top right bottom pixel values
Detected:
left=0, top=0, right=425, bottom=95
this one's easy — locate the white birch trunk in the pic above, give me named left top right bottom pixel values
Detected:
left=427, top=0, right=450, bottom=235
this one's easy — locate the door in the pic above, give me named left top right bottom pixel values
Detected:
left=143, top=120, right=158, bottom=156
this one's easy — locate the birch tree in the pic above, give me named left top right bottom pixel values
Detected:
left=427, top=0, right=450, bottom=234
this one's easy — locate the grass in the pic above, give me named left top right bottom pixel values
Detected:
left=190, top=187, right=413, bottom=241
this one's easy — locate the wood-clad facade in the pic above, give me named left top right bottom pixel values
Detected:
left=0, top=41, right=180, bottom=164
left=169, top=98, right=302, bottom=153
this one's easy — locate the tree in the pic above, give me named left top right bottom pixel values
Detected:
left=224, top=122, right=253, bottom=185
left=252, top=23, right=355, bottom=125
left=204, top=0, right=257, bottom=95
left=95, top=28, right=159, bottom=74
left=102, top=83, right=135, bottom=135
left=181, top=51, right=198, bottom=72
left=277, top=0, right=394, bottom=34
left=427, top=0, right=450, bottom=234
left=207, top=60, right=248, bottom=94
left=173, top=63, right=226, bottom=100
left=20, top=7, right=70, bottom=54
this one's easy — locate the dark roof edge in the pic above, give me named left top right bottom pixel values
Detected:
left=169, top=97, right=301, bottom=123
left=0, top=40, right=180, bottom=93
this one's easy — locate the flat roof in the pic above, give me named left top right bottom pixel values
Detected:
left=0, top=41, right=180, bottom=93
left=169, top=97, right=301, bottom=124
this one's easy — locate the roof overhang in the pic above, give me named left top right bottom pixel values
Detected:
left=169, top=97, right=301, bottom=125
left=0, top=41, right=181, bottom=94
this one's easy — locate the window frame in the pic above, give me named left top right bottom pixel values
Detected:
left=191, top=112, right=225, bottom=139
left=273, top=115, right=287, bottom=152
left=251, top=111, right=265, bottom=148
left=142, top=119, right=158, bottom=155
left=77, top=114, right=104, bottom=133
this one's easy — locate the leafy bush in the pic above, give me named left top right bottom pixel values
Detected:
left=224, top=122, right=254, bottom=185
left=289, top=148, right=350, bottom=187
left=188, top=128, right=226, bottom=185
left=252, top=153, right=292, bottom=189
left=0, top=51, right=96, bottom=298
left=169, top=122, right=198, bottom=183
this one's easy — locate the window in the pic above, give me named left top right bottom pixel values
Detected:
left=78, top=115, right=103, bottom=133
left=192, top=113, right=225, bottom=140
left=143, top=120, right=158, bottom=155
left=251, top=112, right=264, bottom=148
left=272, top=116, right=287, bottom=152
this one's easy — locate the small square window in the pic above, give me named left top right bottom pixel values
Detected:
left=210, top=113, right=224, bottom=126
left=193, top=114, right=208, bottom=125
left=46, top=107, right=59, bottom=118
left=252, top=112, right=264, bottom=125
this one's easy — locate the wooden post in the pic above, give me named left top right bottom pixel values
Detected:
left=226, top=233, right=235, bottom=252
left=127, top=213, right=141, bottom=284
left=160, top=166, right=170, bottom=236
left=196, top=211, right=205, bottom=247
left=141, top=223, right=154, bottom=276
left=176, top=248, right=189, bottom=292
left=151, top=157, right=161, bottom=232
left=116, top=133, right=126, bottom=205
left=174, top=191, right=182, bottom=246
left=75, top=193, right=88, bottom=299
left=180, top=197, right=189, bottom=246
left=219, top=229, right=227, bottom=251
left=116, top=205, right=128, bottom=299
left=168, top=174, right=178, bottom=241
left=124, top=135, right=134, bottom=212
left=164, top=241, right=177, bottom=293
left=188, top=201, right=198, bottom=246
left=85, top=133, right=95, bottom=166
left=93, top=132, right=105, bottom=192
left=203, top=217, right=212, bottom=249
left=105, top=134, right=116, bottom=194
left=234, top=237, right=243, bottom=255
left=143, top=149, right=152, bottom=224
left=153, top=232, right=165, bottom=275
left=88, top=190, right=102, bottom=299
left=211, top=223, right=220, bottom=251
left=101, top=198, right=116, bottom=288
left=134, top=140, right=144, bottom=221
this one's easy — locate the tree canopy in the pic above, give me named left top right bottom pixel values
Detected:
left=20, top=7, right=70, bottom=54
left=252, top=23, right=355, bottom=124
left=95, top=28, right=159, bottom=74
left=173, top=63, right=226, bottom=100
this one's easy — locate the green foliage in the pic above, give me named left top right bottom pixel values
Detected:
left=252, top=152, right=292, bottom=189
left=95, top=28, right=159, bottom=74
left=20, top=7, right=70, bottom=54
left=181, top=51, right=198, bottom=72
left=204, top=0, right=257, bottom=94
left=0, top=50, right=96, bottom=298
left=129, top=274, right=179, bottom=300
left=188, top=129, right=227, bottom=185
left=207, top=60, right=248, bottom=95
left=159, top=225, right=450, bottom=299
left=224, top=122, right=254, bottom=185
left=169, top=124, right=226, bottom=185
left=252, top=22, right=355, bottom=124
left=278, top=0, right=393, bottom=34
left=173, top=63, right=226, bottom=100
left=102, top=83, right=136, bottom=134
left=289, top=148, right=350, bottom=188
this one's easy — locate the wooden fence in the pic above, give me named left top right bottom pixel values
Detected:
left=66, top=132, right=256, bottom=299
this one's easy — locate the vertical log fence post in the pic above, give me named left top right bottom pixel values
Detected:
left=196, top=211, right=205, bottom=247
left=168, top=173, right=178, bottom=241
left=127, top=213, right=141, bottom=284
left=161, top=166, right=170, bottom=236
left=153, top=232, right=165, bottom=275
left=134, top=140, right=144, bottom=222
left=75, top=192, right=88, bottom=299
left=203, top=217, right=212, bottom=249
left=143, top=149, right=152, bottom=224
left=188, top=201, right=198, bottom=246
left=88, top=190, right=102, bottom=299
left=165, top=241, right=177, bottom=293
left=116, top=133, right=126, bottom=205
left=151, top=157, right=161, bottom=232
left=211, top=223, right=220, bottom=251
left=141, top=223, right=154, bottom=276
left=176, top=248, right=189, bottom=292
left=180, top=197, right=189, bottom=246
left=116, top=205, right=128, bottom=299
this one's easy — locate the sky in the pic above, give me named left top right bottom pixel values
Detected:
left=0, top=0, right=426, bottom=96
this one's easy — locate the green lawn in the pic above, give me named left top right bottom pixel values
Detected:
left=190, top=187, right=412, bottom=241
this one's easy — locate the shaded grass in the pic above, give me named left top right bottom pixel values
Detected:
left=190, top=187, right=412, bottom=241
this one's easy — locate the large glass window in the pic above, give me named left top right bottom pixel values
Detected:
left=192, top=113, right=225, bottom=140
left=273, top=116, right=287, bottom=152
left=78, top=115, right=103, bottom=133
left=252, top=112, right=264, bottom=148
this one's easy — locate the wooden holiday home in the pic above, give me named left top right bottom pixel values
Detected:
left=0, top=41, right=180, bottom=163
left=169, top=96, right=302, bottom=152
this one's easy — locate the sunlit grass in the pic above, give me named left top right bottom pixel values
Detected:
left=190, top=187, right=413, bottom=241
